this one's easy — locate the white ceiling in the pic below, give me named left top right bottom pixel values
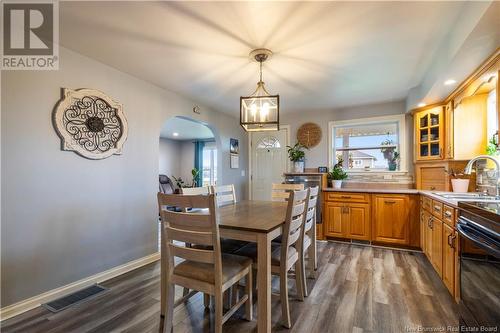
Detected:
left=160, top=117, right=214, bottom=140
left=59, top=2, right=492, bottom=115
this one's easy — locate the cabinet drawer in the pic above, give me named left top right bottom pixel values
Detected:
left=431, top=200, right=443, bottom=219
left=443, top=205, right=455, bottom=227
left=326, top=192, right=369, bottom=203
left=422, top=196, right=432, bottom=212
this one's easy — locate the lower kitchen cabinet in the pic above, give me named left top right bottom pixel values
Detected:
left=442, top=223, right=457, bottom=295
left=324, top=202, right=345, bottom=238
left=430, top=216, right=443, bottom=278
left=324, top=201, right=370, bottom=240
left=373, top=195, right=410, bottom=245
left=345, top=203, right=370, bottom=240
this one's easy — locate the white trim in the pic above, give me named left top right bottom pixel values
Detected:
left=328, top=114, right=407, bottom=172
left=0, top=252, right=160, bottom=321
left=248, top=125, right=290, bottom=200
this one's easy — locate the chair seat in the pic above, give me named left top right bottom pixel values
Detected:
left=174, top=253, right=252, bottom=284
left=235, top=243, right=297, bottom=267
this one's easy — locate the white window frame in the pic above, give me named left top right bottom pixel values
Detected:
left=328, top=114, right=407, bottom=173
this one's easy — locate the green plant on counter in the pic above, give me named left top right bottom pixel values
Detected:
left=191, top=168, right=200, bottom=187
left=486, top=135, right=499, bottom=156
left=327, top=159, right=348, bottom=180
left=286, top=143, right=307, bottom=162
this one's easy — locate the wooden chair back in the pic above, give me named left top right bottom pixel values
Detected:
left=181, top=186, right=210, bottom=195
left=211, top=184, right=236, bottom=207
left=271, top=183, right=305, bottom=201
left=281, top=189, right=309, bottom=259
left=157, top=193, right=222, bottom=284
left=303, top=186, right=319, bottom=237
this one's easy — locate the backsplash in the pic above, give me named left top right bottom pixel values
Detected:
left=475, top=160, right=499, bottom=195
left=345, top=172, right=414, bottom=184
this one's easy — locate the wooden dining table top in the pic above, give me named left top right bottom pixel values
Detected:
left=217, top=200, right=288, bottom=233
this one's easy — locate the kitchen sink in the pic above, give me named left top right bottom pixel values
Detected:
left=432, top=192, right=500, bottom=202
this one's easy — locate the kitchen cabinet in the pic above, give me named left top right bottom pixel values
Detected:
left=345, top=203, right=370, bottom=240
left=442, top=223, right=457, bottom=295
left=324, top=201, right=370, bottom=240
left=415, top=160, right=471, bottom=191
left=430, top=216, right=443, bottom=278
left=414, top=106, right=445, bottom=161
left=324, top=202, right=345, bottom=238
left=372, top=195, right=410, bottom=245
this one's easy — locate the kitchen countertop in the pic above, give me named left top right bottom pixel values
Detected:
left=323, top=187, right=461, bottom=207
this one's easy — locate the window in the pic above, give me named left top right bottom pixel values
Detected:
left=202, top=143, right=217, bottom=186
left=257, top=136, right=281, bottom=149
left=329, top=115, right=406, bottom=172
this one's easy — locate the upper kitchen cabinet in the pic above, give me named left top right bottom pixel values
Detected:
left=415, top=106, right=445, bottom=161
left=413, top=50, right=499, bottom=164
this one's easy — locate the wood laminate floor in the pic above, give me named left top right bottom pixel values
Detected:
left=1, top=242, right=459, bottom=333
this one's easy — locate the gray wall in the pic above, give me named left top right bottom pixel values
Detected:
left=280, top=100, right=413, bottom=171
left=1, top=46, right=248, bottom=307
left=159, top=138, right=181, bottom=177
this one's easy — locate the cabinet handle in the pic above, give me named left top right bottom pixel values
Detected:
left=430, top=186, right=436, bottom=190
left=450, top=235, right=457, bottom=249
left=385, top=200, right=396, bottom=204
left=447, top=234, right=452, bottom=247
left=444, top=211, right=452, bottom=218
left=341, top=195, right=351, bottom=199
left=428, top=216, right=434, bottom=229
left=434, top=205, right=441, bottom=212
left=439, top=148, right=443, bottom=158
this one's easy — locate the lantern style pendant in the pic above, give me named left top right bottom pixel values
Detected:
left=240, top=49, right=280, bottom=132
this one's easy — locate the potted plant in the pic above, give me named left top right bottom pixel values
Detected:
left=381, top=139, right=400, bottom=171
left=191, top=168, right=200, bottom=187
left=287, top=143, right=308, bottom=173
left=388, top=151, right=400, bottom=171
left=327, top=160, right=348, bottom=189
left=447, top=168, right=469, bottom=193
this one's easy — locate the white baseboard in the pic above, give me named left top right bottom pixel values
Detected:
left=0, top=252, right=160, bottom=321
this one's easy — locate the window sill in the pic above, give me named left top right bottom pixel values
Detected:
left=345, top=170, right=409, bottom=175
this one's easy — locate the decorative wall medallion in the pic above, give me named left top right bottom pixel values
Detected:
left=53, top=88, right=128, bottom=159
left=297, top=122, right=322, bottom=148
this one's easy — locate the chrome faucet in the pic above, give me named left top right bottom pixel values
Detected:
left=464, top=155, right=500, bottom=197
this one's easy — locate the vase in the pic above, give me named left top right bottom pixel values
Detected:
left=388, top=162, right=397, bottom=171
left=451, top=179, right=469, bottom=193
left=331, top=180, right=343, bottom=189
left=292, top=161, right=305, bottom=173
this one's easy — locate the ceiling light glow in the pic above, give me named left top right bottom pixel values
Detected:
left=417, top=102, right=427, bottom=108
left=173, top=132, right=179, bottom=137
left=444, top=79, right=456, bottom=86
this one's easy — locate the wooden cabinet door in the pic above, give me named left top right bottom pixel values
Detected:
left=324, top=202, right=346, bottom=238
left=431, top=218, right=443, bottom=278
left=415, top=106, right=445, bottom=161
left=420, top=208, right=427, bottom=252
left=346, top=203, right=370, bottom=240
left=444, top=101, right=454, bottom=159
left=373, top=195, right=410, bottom=245
left=442, top=223, right=456, bottom=295
left=425, top=215, right=432, bottom=260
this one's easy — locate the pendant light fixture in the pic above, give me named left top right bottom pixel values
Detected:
left=240, top=48, right=279, bottom=132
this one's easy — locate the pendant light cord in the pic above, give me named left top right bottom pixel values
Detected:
left=259, top=60, right=263, bottom=82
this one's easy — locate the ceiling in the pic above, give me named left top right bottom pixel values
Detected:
left=59, top=2, right=493, bottom=115
left=160, top=117, right=214, bottom=140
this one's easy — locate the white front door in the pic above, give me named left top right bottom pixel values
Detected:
left=251, top=128, right=288, bottom=201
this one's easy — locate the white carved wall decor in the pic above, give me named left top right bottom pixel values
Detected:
left=53, top=88, right=128, bottom=159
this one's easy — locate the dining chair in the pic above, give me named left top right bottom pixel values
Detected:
left=235, top=188, right=310, bottom=328
left=211, top=184, right=236, bottom=206
left=157, top=193, right=253, bottom=333
left=299, top=186, right=319, bottom=297
left=181, top=186, right=210, bottom=195
left=271, top=183, right=305, bottom=201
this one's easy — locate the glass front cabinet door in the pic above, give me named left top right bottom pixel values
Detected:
left=415, top=106, right=445, bottom=161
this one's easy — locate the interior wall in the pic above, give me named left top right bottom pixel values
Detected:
left=280, top=100, right=413, bottom=173
left=1, top=46, right=248, bottom=307
left=159, top=138, right=181, bottom=177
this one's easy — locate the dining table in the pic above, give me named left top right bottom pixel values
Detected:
left=160, top=200, right=288, bottom=333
